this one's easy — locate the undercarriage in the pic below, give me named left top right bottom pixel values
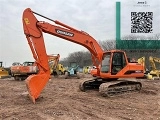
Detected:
left=79, top=78, right=142, bottom=97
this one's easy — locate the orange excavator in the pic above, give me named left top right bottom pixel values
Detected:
left=10, top=54, right=60, bottom=80
left=11, top=61, right=38, bottom=80
left=22, top=8, right=144, bottom=103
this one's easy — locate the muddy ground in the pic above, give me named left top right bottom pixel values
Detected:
left=0, top=74, right=160, bottom=120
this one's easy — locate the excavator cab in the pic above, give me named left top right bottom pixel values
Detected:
left=111, top=52, right=126, bottom=74
left=101, top=51, right=127, bottom=75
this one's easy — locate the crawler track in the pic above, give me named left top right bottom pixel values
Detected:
left=99, top=81, right=142, bottom=97
left=79, top=79, right=142, bottom=97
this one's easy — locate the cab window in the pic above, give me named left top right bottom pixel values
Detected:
left=101, top=53, right=111, bottom=73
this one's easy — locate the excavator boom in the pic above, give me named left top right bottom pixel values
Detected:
left=149, top=56, right=160, bottom=71
left=23, top=8, right=103, bottom=67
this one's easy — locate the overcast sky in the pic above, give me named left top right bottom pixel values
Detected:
left=0, top=0, right=159, bottom=67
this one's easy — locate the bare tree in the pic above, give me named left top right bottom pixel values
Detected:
left=60, top=51, right=92, bottom=67
left=98, top=40, right=116, bottom=50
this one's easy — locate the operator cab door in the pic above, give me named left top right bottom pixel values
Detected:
left=100, top=52, right=111, bottom=73
left=111, top=52, right=127, bottom=75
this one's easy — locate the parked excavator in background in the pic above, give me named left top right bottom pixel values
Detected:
left=22, top=8, right=144, bottom=103
left=148, top=56, right=160, bottom=80
left=48, top=54, right=66, bottom=76
left=11, top=54, right=61, bottom=80
left=137, top=56, right=160, bottom=80
left=137, top=57, right=145, bottom=71
left=137, top=57, right=149, bottom=78
left=64, top=62, right=80, bottom=79
left=0, top=62, right=11, bottom=79
left=56, top=64, right=66, bottom=75
left=11, top=61, right=38, bottom=80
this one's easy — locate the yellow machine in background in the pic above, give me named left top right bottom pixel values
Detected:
left=137, top=56, right=160, bottom=80
left=48, top=54, right=66, bottom=76
left=148, top=56, right=160, bottom=80
left=137, top=57, right=146, bottom=71
left=0, top=62, right=11, bottom=79
left=83, top=66, right=89, bottom=74
left=56, top=64, right=66, bottom=75
left=137, top=57, right=148, bottom=76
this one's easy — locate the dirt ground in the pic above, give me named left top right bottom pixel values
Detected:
left=0, top=74, right=160, bottom=120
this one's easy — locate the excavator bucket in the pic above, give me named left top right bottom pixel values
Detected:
left=25, top=73, right=50, bottom=103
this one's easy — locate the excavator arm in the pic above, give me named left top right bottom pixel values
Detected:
left=23, top=8, right=103, bottom=103
left=149, top=56, right=160, bottom=71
